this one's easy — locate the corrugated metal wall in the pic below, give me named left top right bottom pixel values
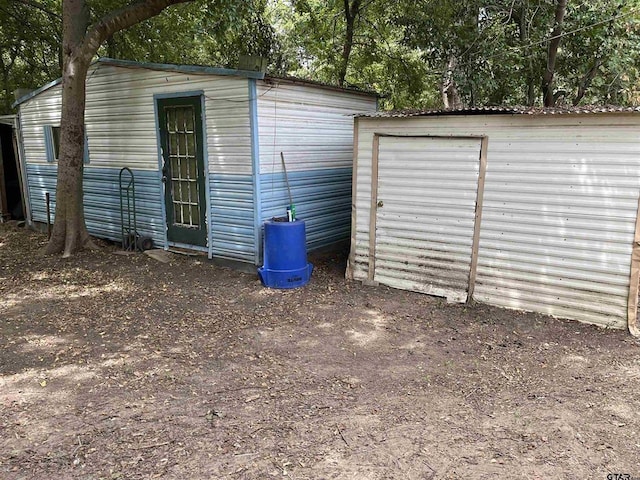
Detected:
left=27, top=164, right=164, bottom=245
left=374, top=136, right=481, bottom=302
left=260, top=168, right=352, bottom=251
left=351, top=114, right=640, bottom=329
left=209, top=173, right=254, bottom=261
left=19, top=85, right=61, bottom=164
left=19, top=63, right=255, bottom=258
left=256, top=80, right=376, bottom=254
left=256, top=81, right=376, bottom=173
left=20, top=65, right=253, bottom=173
left=474, top=135, right=637, bottom=328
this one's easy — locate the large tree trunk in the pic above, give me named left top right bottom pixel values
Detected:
left=45, top=0, right=194, bottom=256
left=46, top=0, right=92, bottom=256
left=45, top=57, right=93, bottom=256
left=542, top=0, right=567, bottom=107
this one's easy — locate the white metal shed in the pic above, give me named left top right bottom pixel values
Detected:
left=14, top=58, right=377, bottom=265
left=347, top=106, right=640, bottom=335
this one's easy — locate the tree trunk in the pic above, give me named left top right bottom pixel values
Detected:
left=0, top=55, right=9, bottom=113
left=337, top=0, right=360, bottom=87
left=516, top=3, right=537, bottom=106
left=45, top=0, right=92, bottom=256
left=45, top=0, right=195, bottom=256
left=542, top=0, right=567, bottom=107
left=45, top=56, right=93, bottom=256
left=441, top=56, right=462, bottom=109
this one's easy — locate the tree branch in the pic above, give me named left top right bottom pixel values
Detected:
left=82, top=0, right=194, bottom=61
left=573, top=59, right=602, bottom=105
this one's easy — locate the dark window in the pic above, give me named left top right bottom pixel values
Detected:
left=51, top=126, right=60, bottom=160
left=44, top=125, right=89, bottom=164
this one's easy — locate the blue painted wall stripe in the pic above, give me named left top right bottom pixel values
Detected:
left=26, top=164, right=351, bottom=261
left=209, top=173, right=255, bottom=262
left=27, top=164, right=164, bottom=246
left=260, top=167, right=353, bottom=251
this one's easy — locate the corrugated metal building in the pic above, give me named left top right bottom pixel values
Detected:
left=13, top=58, right=377, bottom=264
left=347, top=107, right=640, bottom=335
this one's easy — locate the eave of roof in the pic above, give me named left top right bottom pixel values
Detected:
left=0, top=114, right=17, bottom=126
left=263, top=75, right=379, bottom=98
left=12, top=57, right=266, bottom=108
left=98, top=57, right=266, bottom=79
left=356, top=105, right=640, bottom=118
left=12, top=57, right=379, bottom=108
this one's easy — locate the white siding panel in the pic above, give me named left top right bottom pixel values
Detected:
left=256, top=81, right=376, bottom=173
left=351, top=115, right=640, bottom=329
left=20, top=85, right=62, bottom=164
left=374, top=136, right=481, bottom=302
left=474, top=134, right=638, bottom=328
left=20, top=64, right=252, bottom=174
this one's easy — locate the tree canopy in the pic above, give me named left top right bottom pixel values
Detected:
left=2, top=0, right=640, bottom=114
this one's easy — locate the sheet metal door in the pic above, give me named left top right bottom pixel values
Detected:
left=374, top=136, right=482, bottom=302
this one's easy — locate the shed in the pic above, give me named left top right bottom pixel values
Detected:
left=13, top=58, right=378, bottom=265
left=0, top=115, right=25, bottom=222
left=347, top=106, right=640, bottom=335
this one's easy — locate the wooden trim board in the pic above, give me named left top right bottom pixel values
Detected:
left=467, top=136, right=489, bottom=301
left=367, top=134, right=380, bottom=281
left=627, top=193, right=640, bottom=337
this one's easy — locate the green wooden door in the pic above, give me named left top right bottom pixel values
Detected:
left=157, top=96, right=207, bottom=247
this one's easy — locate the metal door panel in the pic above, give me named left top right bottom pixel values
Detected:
left=374, top=136, right=482, bottom=302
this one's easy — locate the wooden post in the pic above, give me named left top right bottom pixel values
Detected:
left=467, top=136, right=489, bottom=301
left=46, top=192, right=52, bottom=239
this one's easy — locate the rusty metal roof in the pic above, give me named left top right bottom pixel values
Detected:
left=356, top=105, right=640, bottom=118
left=263, top=75, right=379, bottom=98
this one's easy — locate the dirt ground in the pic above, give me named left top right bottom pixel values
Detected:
left=1, top=222, right=639, bottom=480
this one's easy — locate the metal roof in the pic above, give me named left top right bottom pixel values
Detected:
left=0, top=114, right=16, bottom=126
left=12, top=57, right=267, bottom=108
left=356, top=105, right=640, bottom=118
left=98, top=57, right=266, bottom=79
left=263, top=75, right=379, bottom=98
left=12, top=57, right=378, bottom=108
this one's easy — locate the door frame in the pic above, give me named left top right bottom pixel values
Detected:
left=627, top=193, right=640, bottom=336
left=368, top=133, right=489, bottom=301
left=153, top=91, right=211, bottom=256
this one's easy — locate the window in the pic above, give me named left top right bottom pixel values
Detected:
left=44, top=125, right=90, bottom=164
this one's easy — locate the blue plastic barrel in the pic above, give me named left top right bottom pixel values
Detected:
left=258, top=219, right=313, bottom=289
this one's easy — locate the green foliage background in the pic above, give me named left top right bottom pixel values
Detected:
left=1, top=0, right=640, bottom=114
